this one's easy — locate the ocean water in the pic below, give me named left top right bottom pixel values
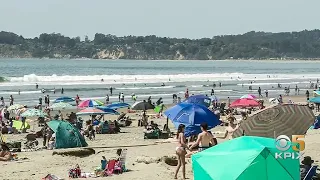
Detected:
left=0, top=59, right=319, bottom=106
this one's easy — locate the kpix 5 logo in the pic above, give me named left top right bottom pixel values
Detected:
left=274, top=135, right=305, bottom=159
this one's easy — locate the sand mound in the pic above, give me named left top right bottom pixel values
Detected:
left=52, top=148, right=95, bottom=157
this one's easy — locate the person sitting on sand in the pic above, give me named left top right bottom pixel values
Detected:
left=300, top=156, right=317, bottom=179
left=218, top=117, right=239, bottom=140
left=189, top=123, right=216, bottom=152
left=94, top=156, right=108, bottom=176
left=0, top=143, right=12, bottom=161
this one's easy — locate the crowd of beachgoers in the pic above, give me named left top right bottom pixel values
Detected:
left=0, top=81, right=320, bottom=180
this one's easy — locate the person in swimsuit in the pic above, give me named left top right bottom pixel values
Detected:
left=0, top=143, right=12, bottom=161
left=189, top=123, right=216, bottom=152
left=218, top=117, right=240, bottom=140
left=174, top=124, right=190, bottom=180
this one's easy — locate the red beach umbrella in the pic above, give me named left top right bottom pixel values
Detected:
left=230, top=98, right=260, bottom=108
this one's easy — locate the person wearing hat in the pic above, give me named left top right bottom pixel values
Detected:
left=300, top=156, right=315, bottom=179
left=0, top=143, right=12, bottom=161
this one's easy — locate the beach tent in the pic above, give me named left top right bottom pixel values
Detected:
left=164, top=102, right=221, bottom=137
left=313, top=91, right=320, bottom=97
left=47, top=120, right=87, bottom=149
left=233, top=104, right=315, bottom=138
left=192, top=136, right=300, bottom=180
left=309, top=97, right=320, bottom=104
left=240, top=94, right=257, bottom=99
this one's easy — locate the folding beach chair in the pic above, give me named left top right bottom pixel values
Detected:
left=104, top=159, right=116, bottom=176
left=303, top=165, right=318, bottom=180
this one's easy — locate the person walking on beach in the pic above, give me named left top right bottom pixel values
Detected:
left=9, top=95, right=13, bottom=106
left=61, top=88, right=64, bottom=94
left=118, top=93, right=121, bottom=102
left=53, top=87, right=56, bottom=94
left=174, top=124, right=190, bottom=180
left=36, top=83, right=38, bottom=89
left=265, top=89, right=268, bottom=98
left=258, top=87, right=262, bottom=97
left=0, top=97, right=4, bottom=107
left=39, top=96, right=43, bottom=110
left=211, top=89, right=215, bottom=96
left=105, top=95, right=109, bottom=104
left=120, top=93, right=125, bottom=103
left=306, top=90, right=310, bottom=101
left=184, top=89, right=189, bottom=99
left=46, top=95, right=50, bottom=106
left=110, top=87, right=113, bottom=95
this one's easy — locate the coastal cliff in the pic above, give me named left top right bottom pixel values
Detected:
left=1, top=30, right=320, bottom=60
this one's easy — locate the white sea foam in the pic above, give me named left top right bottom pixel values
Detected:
left=2, top=73, right=320, bottom=87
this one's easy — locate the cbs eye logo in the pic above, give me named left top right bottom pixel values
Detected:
left=275, top=135, right=305, bottom=151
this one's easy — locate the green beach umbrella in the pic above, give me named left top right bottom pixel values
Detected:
left=50, top=102, right=72, bottom=110
left=21, top=109, right=46, bottom=117
left=154, top=104, right=166, bottom=113
left=192, top=136, right=300, bottom=180
left=7, top=104, right=24, bottom=111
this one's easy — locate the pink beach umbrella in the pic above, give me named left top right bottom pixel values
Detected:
left=77, top=99, right=104, bottom=108
left=230, top=98, right=260, bottom=108
left=240, top=94, right=257, bottom=99
left=76, top=107, right=106, bottom=115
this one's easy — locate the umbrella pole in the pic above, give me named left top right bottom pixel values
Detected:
left=166, top=117, right=169, bottom=131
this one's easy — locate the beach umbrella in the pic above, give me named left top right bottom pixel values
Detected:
left=54, top=96, right=75, bottom=103
left=50, top=102, right=73, bottom=110
left=15, top=108, right=27, bottom=115
left=7, top=104, right=24, bottom=111
left=154, top=104, right=167, bottom=113
left=12, top=120, right=30, bottom=129
left=96, top=106, right=120, bottom=115
left=313, top=90, right=320, bottom=97
left=164, top=103, right=221, bottom=137
left=184, top=95, right=211, bottom=107
left=230, top=98, right=260, bottom=108
left=21, top=109, right=46, bottom=117
left=76, top=107, right=110, bottom=116
left=309, top=97, right=320, bottom=104
left=240, top=94, right=257, bottom=99
left=131, top=101, right=155, bottom=110
left=192, top=136, right=300, bottom=180
left=106, top=102, right=130, bottom=109
left=233, top=104, right=315, bottom=138
left=78, top=99, right=104, bottom=108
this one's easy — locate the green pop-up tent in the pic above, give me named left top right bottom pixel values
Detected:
left=47, top=120, right=87, bottom=149
left=192, top=136, right=300, bottom=180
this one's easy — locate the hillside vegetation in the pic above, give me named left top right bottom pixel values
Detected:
left=1, top=30, right=320, bottom=60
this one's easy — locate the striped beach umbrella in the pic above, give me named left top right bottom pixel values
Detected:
left=76, top=107, right=108, bottom=116
left=78, top=99, right=104, bottom=108
left=54, top=96, right=74, bottom=103
left=50, top=102, right=72, bottom=110
left=21, top=109, right=47, bottom=117
left=233, top=104, right=315, bottom=138
left=8, top=104, right=24, bottom=111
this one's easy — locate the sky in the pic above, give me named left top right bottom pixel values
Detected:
left=0, top=0, right=319, bottom=40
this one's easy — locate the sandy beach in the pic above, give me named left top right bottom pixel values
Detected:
left=0, top=94, right=319, bottom=180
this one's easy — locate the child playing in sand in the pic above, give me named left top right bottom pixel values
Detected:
left=94, top=156, right=107, bottom=176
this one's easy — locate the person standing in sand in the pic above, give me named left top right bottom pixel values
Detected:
left=189, top=123, right=216, bottom=152
left=218, top=117, right=240, bottom=140
left=174, top=124, right=190, bottom=180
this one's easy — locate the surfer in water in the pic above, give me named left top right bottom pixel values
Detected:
left=41, top=88, right=45, bottom=94
left=36, top=83, right=39, bottom=89
left=61, top=88, right=64, bottom=94
left=110, top=87, right=113, bottom=95
left=101, top=79, right=104, bottom=82
left=161, top=83, right=165, bottom=86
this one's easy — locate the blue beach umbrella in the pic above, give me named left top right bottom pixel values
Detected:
left=185, top=95, right=211, bottom=107
left=96, top=106, right=120, bottom=115
left=106, top=102, right=130, bottom=109
left=164, top=102, right=221, bottom=137
left=309, top=97, right=320, bottom=104
left=54, top=96, right=75, bottom=103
